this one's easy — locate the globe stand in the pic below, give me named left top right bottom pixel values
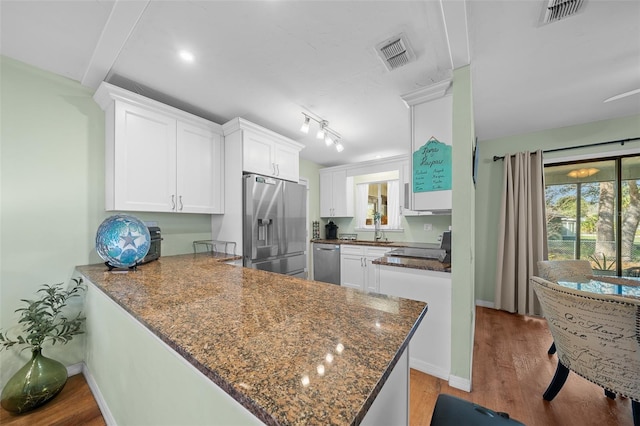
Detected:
left=104, top=261, right=141, bottom=271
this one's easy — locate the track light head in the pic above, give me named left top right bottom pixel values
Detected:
left=300, top=115, right=310, bottom=133
left=324, top=134, right=334, bottom=146
left=317, top=121, right=328, bottom=139
left=335, top=142, right=344, bottom=152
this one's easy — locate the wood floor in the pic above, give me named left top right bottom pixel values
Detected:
left=0, top=374, right=105, bottom=426
left=1, top=307, right=634, bottom=425
left=410, top=306, right=635, bottom=426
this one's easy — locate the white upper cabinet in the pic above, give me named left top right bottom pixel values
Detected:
left=225, top=118, right=304, bottom=182
left=112, top=101, right=177, bottom=212
left=177, top=122, right=224, bottom=214
left=243, top=131, right=275, bottom=177
left=400, top=159, right=436, bottom=216
left=94, top=82, right=224, bottom=214
left=273, top=143, right=300, bottom=182
left=402, top=80, right=453, bottom=212
left=319, top=169, right=353, bottom=217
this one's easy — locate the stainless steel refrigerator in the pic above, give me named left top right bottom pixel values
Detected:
left=243, top=174, right=307, bottom=277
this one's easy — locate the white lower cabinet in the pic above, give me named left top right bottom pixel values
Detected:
left=340, top=245, right=389, bottom=292
left=378, top=266, right=451, bottom=380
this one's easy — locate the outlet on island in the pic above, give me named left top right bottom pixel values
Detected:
left=423, top=223, right=432, bottom=231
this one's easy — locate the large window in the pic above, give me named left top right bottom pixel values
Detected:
left=544, top=154, right=640, bottom=277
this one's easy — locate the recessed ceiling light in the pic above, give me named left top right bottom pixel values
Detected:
left=178, top=50, right=194, bottom=63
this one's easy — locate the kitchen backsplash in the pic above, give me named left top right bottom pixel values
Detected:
left=324, top=215, right=451, bottom=243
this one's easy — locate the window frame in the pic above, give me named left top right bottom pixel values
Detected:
left=354, top=179, right=403, bottom=232
left=544, top=152, right=639, bottom=276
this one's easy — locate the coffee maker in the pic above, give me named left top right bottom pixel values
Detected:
left=325, top=221, right=338, bottom=239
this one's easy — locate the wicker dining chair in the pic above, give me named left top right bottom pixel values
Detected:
left=537, top=260, right=593, bottom=355
left=531, top=276, right=639, bottom=426
left=537, top=259, right=592, bottom=283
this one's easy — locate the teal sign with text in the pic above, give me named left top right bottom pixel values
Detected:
left=413, top=137, right=452, bottom=192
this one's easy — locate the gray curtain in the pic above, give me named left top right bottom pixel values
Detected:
left=495, top=150, right=548, bottom=315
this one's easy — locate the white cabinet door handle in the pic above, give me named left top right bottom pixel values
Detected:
left=275, top=164, right=280, bottom=176
left=171, top=195, right=176, bottom=210
left=179, top=195, right=184, bottom=211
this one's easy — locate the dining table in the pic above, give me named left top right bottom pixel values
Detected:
left=556, top=274, right=640, bottom=299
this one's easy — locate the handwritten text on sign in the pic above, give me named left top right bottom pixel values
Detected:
left=413, top=137, right=452, bottom=192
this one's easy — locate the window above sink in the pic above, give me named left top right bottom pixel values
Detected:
left=354, top=170, right=402, bottom=231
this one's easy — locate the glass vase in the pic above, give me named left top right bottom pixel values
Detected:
left=1, top=348, right=68, bottom=413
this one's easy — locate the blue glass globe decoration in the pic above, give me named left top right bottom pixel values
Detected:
left=96, top=214, right=150, bottom=268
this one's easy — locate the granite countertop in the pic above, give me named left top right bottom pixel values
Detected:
left=76, top=253, right=426, bottom=426
left=373, top=256, right=451, bottom=273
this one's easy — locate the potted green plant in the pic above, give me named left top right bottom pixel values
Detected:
left=589, top=252, right=617, bottom=277
left=0, top=278, right=86, bottom=414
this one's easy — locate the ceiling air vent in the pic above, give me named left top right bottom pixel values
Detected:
left=376, top=33, right=416, bottom=71
left=542, top=0, right=584, bottom=24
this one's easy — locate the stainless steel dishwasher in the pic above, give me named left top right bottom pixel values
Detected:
left=313, top=243, right=341, bottom=285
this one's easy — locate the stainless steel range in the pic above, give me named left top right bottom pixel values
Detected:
left=385, top=231, right=451, bottom=263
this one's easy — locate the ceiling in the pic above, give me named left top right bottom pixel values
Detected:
left=1, top=1, right=639, bottom=167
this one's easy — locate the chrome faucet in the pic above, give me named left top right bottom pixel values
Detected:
left=374, top=213, right=383, bottom=241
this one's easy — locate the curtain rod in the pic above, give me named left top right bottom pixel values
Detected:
left=492, top=136, right=640, bottom=161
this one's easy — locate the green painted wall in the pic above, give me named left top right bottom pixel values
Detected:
left=474, top=114, right=640, bottom=304
left=84, top=285, right=260, bottom=425
left=0, top=56, right=212, bottom=387
left=450, top=65, right=475, bottom=385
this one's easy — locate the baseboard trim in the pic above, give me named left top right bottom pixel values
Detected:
left=81, top=363, right=116, bottom=426
left=449, top=375, right=472, bottom=392
left=410, top=357, right=449, bottom=381
left=475, top=299, right=494, bottom=308
left=66, top=362, right=83, bottom=377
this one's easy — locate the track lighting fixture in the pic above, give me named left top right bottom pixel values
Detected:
left=300, top=112, right=345, bottom=153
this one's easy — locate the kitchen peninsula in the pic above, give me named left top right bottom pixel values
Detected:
left=75, top=254, right=427, bottom=425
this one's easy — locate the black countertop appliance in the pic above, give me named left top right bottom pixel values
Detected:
left=140, top=226, right=161, bottom=264
left=325, top=221, right=339, bottom=239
